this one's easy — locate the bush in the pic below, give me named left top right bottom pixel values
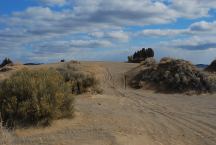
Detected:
left=0, top=69, right=74, bottom=128
left=140, top=57, right=157, bottom=67
left=206, top=59, right=216, bottom=72
left=207, top=74, right=216, bottom=92
left=134, top=57, right=215, bottom=93
left=57, top=63, right=101, bottom=94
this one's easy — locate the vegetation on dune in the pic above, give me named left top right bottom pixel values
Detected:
left=205, top=59, right=216, bottom=72
left=57, top=63, right=102, bottom=95
left=0, top=58, right=13, bottom=68
left=0, top=69, right=74, bottom=128
left=128, top=48, right=154, bottom=63
left=131, top=57, right=216, bottom=93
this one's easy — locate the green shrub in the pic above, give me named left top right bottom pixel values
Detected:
left=57, top=63, right=100, bottom=94
left=0, top=69, right=74, bottom=128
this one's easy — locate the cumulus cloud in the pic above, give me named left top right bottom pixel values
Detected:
left=39, top=0, right=67, bottom=6
left=0, top=0, right=216, bottom=62
left=137, top=21, right=216, bottom=37
left=90, top=30, right=129, bottom=42
left=189, top=21, right=216, bottom=31
left=138, top=29, right=188, bottom=37
left=167, top=37, right=216, bottom=50
left=107, top=31, right=129, bottom=42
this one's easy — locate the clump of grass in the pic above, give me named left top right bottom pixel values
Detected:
left=0, top=69, right=74, bottom=128
left=57, top=63, right=102, bottom=94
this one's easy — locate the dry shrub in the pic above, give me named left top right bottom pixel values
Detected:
left=57, top=63, right=101, bottom=94
left=140, top=57, right=157, bottom=67
left=0, top=69, right=74, bottom=128
left=207, top=74, right=216, bottom=92
left=206, top=59, right=216, bottom=72
left=134, top=57, right=215, bottom=93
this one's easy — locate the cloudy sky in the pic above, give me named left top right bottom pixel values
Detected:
left=0, top=0, right=216, bottom=64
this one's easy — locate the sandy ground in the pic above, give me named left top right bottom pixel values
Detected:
left=7, top=62, right=216, bottom=145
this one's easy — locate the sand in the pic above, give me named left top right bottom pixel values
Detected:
left=2, top=61, right=216, bottom=145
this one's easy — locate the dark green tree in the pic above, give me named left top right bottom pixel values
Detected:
left=1, top=58, right=13, bottom=67
left=128, top=48, right=155, bottom=63
left=146, top=48, right=154, bottom=58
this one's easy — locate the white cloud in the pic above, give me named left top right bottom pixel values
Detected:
left=164, top=36, right=216, bottom=50
left=90, top=30, right=129, bottom=42
left=39, top=0, right=67, bottom=6
left=189, top=21, right=216, bottom=31
left=107, top=31, right=129, bottom=42
left=0, top=0, right=216, bottom=62
left=137, top=20, right=216, bottom=37
left=138, top=29, right=188, bottom=36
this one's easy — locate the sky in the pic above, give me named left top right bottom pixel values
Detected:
left=0, top=0, right=216, bottom=64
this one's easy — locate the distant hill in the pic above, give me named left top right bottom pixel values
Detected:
left=24, top=63, right=44, bottom=65
left=196, top=64, right=208, bottom=69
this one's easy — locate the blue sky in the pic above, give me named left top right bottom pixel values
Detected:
left=0, top=0, right=216, bottom=64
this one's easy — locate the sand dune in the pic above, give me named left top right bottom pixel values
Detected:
left=5, top=61, right=216, bottom=145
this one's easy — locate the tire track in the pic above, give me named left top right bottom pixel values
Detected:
left=103, top=65, right=216, bottom=145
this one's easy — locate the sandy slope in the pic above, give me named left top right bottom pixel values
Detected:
left=12, top=61, right=216, bottom=145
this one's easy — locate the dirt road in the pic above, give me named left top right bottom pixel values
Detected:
left=14, top=62, right=216, bottom=145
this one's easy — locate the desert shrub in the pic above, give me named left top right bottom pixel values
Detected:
left=0, top=58, right=13, bottom=68
left=207, top=74, right=216, bottom=92
left=0, top=69, right=74, bottom=128
left=57, top=63, right=100, bottom=94
left=134, top=57, right=215, bottom=93
left=206, top=59, right=216, bottom=72
left=140, top=57, right=157, bottom=67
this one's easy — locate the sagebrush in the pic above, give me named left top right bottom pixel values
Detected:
left=132, top=57, right=216, bottom=93
left=0, top=69, right=74, bottom=128
left=57, top=63, right=101, bottom=94
left=206, top=59, right=216, bottom=72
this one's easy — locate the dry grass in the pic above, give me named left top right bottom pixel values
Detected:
left=0, top=122, right=12, bottom=145
left=57, top=62, right=103, bottom=94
